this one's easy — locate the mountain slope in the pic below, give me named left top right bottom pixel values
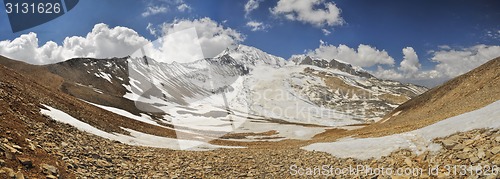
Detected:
left=1, top=53, right=499, bottom=178
left=303, top=56, right=500, bottom=163
left=356, top=56, right=500, bottom=137
left=1, top=44, right=428, bottom=127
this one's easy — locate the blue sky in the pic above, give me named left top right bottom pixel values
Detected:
left=0, top=0, right=499, bottom=86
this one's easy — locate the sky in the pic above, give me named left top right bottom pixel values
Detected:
left=0, top=0, right=499, bottom=87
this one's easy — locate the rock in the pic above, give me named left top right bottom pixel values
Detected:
left=1, top=144, right=18, bottom=153
left=404, top=157, right=412, bottom=167
left=495, top=136, right=500, bottom=142
left=452, top=144, right=465, bottom=150
left=0, top=159, right=4, bottom=166
left=470, top=157, right=480, bottom=163
left=17, top=157, right=33, bottom=169
left=4, top=151, right=14, bottom=160
left=46, top=175, right=58, bottom=179
left=11, top=145, right=22, bottom=151
left=491, top=146, right=500, bottom=154
left=96, top=159, right=112, bottom=168
left=456, top=153, right=468, bottom=160
left=441, top=139, right=456, bottom=149
left=41, top=164, right=58, bottom=175
left=15, top=171, right=24, bottom=179
left=2, top=167, right=15, bottom=178
left=478, top=149, right=486, bottom=159
left=464, top=139, right=474, bottom=146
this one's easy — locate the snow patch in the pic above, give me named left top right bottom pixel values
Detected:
left=94, top=72, right=113, bottom=83
left=40, top=104, right=239, bottom=150
left=303, top=100, right=500, bottom=160
left=83, top=101, right=161, bottom=127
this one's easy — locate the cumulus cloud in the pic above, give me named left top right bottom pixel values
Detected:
left=0, top=24, right=149, bottom=64
left=431, top=44, right=500, bottom=77
left=0, top=18, right=245, bottom=65
left=142, top=5, right=168, bottom=17
left=271, top=0, right=344, bottom=27
left=398, top=47, right=421, bottom=76
left=246, top=21, right=268, bottom=31
left=157, top=17, right=245, bottom=59
left=373, top=45, right=500, bottom=87
left=305, top=40, right=394, bottom=67
left=244, top=0, right=262, bottom=17
left=305, top=41, right=500, bottom=87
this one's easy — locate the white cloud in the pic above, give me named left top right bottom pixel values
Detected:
left=177, top=3, right=191, bottom=12
left=157, top=17, right=245, bottom=59
left=146, top=23, right=157, bottom=36
left=305, top=40, right=394, bottom=67
left=244, top=0, right=262, bottom=17
left=142, top=5, right=168, bottom=17
left=0, top=24, right=149, bottom=64
left=398, top=47, right=421, bottom=76
left=430, top=44, right=500, bottom=78
left=246, top=21, right=268, bottom=31
left=271, top=0, right=344, bottom=27
left=373, top=44, right=500, bottom=87
left=321, top=28, right=331, bottom=36
left=0, top=19, right=244, bottom=65
left=134, top=27, right=205, bottom=64
left=486, top=30, right=500, bottom=40
left=438, top=45, right=451, bottom=50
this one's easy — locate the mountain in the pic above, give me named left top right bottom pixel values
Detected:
left=284, top=54, right=427, bottom=123
left=303, top=56, right=500, bottom=160
left=355, top=56, right=500, bottom=137
left=1, top=49, right=499, bottom=178
left=32, top=45, right=426, bottom=127
left=290, top=55, right=373, bottom=78
left=0, top=45, right=427, bottom=127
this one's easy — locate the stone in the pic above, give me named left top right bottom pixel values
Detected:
left=456, top=153, right=468, bottom=160
left=46, top=175, right=58, bottom=179
left=11, top=145, right=22, bottom=151
left=404, top=157, right=412, bottom=167
left=2, top=167, right=15, bottom=178
left=464, top=139, right=475, bottom=146
left=491, top=146, right=500, bottom=154
left=495, top=136, right=500, bottom=142
left=17, top=157, right=33, bottom=169
left=478, top=150, right=486, bottom=159
left=441, top=139, right=456, bottom=149
left=1, top=144, right=18, bottom=153
left=96, top=159, right=112, bottom=168
left=41, top=164, right=58, bottom=175
left=0, top=159, right=4, bottom=166
left=452, top=144, right=465, bottom=150
left=15, top=171, right=24, bottom=179
left=470, top=157, right=480, bottom=163
left=4, top=151, right=14, bottom=160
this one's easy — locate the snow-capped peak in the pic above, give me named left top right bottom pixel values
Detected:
left=288, top=55, right=374, bottom=78
left=217, top=44, right=287, bottom=68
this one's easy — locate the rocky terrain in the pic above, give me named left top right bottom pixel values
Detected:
left=0, top=54, right=499, bottom=178
left=2, top=113, right=500, bottom=178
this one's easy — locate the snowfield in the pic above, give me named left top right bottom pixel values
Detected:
left=40, top=104, right=242, bottom=150
left=302, top=100, right=500, bottom=160
left=83, top=100, right=162, bottom=127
